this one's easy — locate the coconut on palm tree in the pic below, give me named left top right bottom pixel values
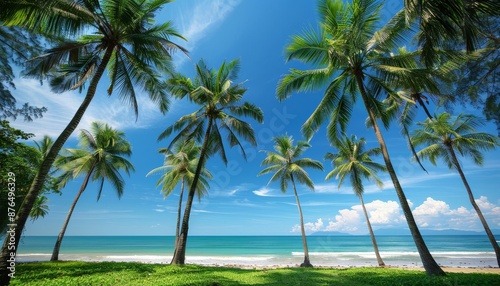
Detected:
left=50, top=121, right=134, bottom=261
left=258, top=135, right=323, bottom=267
left=411, top=112, right=500, bottom=266
left=147, top=139, right=212, bottom=259
left=277, top=0, right=445, bottom=275
left=0, top=1, right=185, bottom=281
left=325, top=134, right=386, bottom=266
left=159, top=59, right=264, bottom=265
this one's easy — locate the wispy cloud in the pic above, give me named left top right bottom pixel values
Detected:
left=173, top=0, right=242, bottom=66
left=9, top=79, right=174, bottom=139
left=252, top=187, right=288, bottom=197
left=315, top=171, right=458, bottom=195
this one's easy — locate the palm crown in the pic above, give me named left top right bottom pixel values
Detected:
left=159, top=59, right=264, bottom=163
left=259, top=135, right=323, bottom=192
left=277, top=0, right=437, bottom=141
left=55, top=121, right=135, bottom=200
left=148, top=140, right=211, bottom=200
left=7, top=0, right=187, bottom=116
left=325, top=134, right=386, bottom=196
left=411, top=112, right=500, bottom=169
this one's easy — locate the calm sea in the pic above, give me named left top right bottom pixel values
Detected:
left=16, top=235, right=498, bottom=267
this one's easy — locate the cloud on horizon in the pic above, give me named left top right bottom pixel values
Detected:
left=292, top=196, right=500, bottom=235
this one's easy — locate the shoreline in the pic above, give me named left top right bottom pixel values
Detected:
left=16, top=253, right=500, bottom=274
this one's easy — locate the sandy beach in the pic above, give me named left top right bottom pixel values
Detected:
left=17, top=253, right=500, bottom=274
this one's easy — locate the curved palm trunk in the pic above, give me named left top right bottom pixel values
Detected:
left=416, top=97, right=433, bottom=119
left=359, top=195, right=385, bottom=266
left=171, top=120, right=213, bottom=265
left=447, top=145, right=500, bottom=267
left=355, top=73, right=445, bottom=276
left=51, top=166, right=95, bottom=261
left=172, top=180, right=185, bottom=260
left=0, top=46, right=114, bottom=285
left=291, top=175, right=313, bottom=267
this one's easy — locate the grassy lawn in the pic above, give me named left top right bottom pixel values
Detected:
left=9, top=261, right=500, bottom=286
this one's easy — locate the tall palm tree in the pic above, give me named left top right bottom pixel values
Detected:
left=147, top=139, right=212, bottom=258
left=159, top=59, right=264, bottom=265
left=403, top=0, right=500, bottom=66
left=411, top=112, right=500, bottom=266
left=50, top=121, right=134, bottom=261
left=325, top=134, right=386, bottom=266
left=258, top=135, right=323, bottom=267
left=276, top=0, right=445, bottom=275
left=0, top=1, right=185, bottom=281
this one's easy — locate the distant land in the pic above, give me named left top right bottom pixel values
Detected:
left=311, top=229, right=500, bottom=236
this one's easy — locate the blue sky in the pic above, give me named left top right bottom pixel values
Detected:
left=10, top=0, right=500, bottom=236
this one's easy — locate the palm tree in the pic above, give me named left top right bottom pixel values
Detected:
left=50, top=121, right=134, bottom=261
left=0, top=1, right=185, bottom=280
left=30, top=135, right=56, bottom=222
left=325, top=134, right=386, bottom=266
left=276, top=0, right=445, bottom=275
left=29, top=195, right=49, bottom=221
left=411, top=112, right=500, bottom=267
left=403, top=0, right=500, bottom=66
left=258, top=135, right=323, bottom=267
left=159, top=59, right=264, bottom=265
left=147, top=139, right=212, bottom=258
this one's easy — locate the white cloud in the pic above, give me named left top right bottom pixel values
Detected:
left=359, top=200, right=405, bottom=224
left=413, top=197, right=451, bottom=216
left=173, top=0, right=242, bottom=67
left=9, top=79, right=172, bottom=140
left=293, top=196, right=500, bottom=234
left=252, top=187, right=284, bottom=197
left=324, top=209, right=362, bottom=233
left=153, top=209, right=166, bottom=213
left=292, top=218, right=324, bottom=233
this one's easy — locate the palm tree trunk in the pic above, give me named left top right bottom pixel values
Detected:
left=416, top=97, right=433, bottom=119
left=172, top=180, right=185, bottom=260
left=0, top=46, right=114, bottom=285
left=355, top=73, right=445, bottom=276
left=291, top=175, right=313, bottom=267
left=51, top=166, right=95, bottom=261
left=359, top=195, right=385, bottom=266
left=447, top=145, right=500, bottom=267
left=171, top=119, right=213, bottom=265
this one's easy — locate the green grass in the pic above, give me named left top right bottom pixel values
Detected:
left=9, top=261, right=500, bottom=286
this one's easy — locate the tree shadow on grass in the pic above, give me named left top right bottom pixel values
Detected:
left=17, top=261, right=157, bottom=281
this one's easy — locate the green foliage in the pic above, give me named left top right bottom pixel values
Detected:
left=0, top=121, right=56, bottom=233
left=277, top=0, right=436, bottom=142
left=0, top=26, right=48, bottom=121
left=147, top=140, right=212, bottom=200
left=55, top=121, right=135, bottom=201
left=159, top=59, right=264, bottom=163
left=411, top=112, right=500, bottom=169
left=259, top=135, right=323, bottom=193
left=9, top=262, right=500, bottom=286
left=2, top=0, right=187, bottom=117
left=325, top=134, right=386, bottom=196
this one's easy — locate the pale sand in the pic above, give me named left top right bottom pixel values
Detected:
left=203, top=264, right=500, bottom=274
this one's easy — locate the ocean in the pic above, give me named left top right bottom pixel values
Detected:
left=16, top=235, right=498, bottom=268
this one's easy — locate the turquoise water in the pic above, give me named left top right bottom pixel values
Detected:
left=16, top=235, right=498, bottom=267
